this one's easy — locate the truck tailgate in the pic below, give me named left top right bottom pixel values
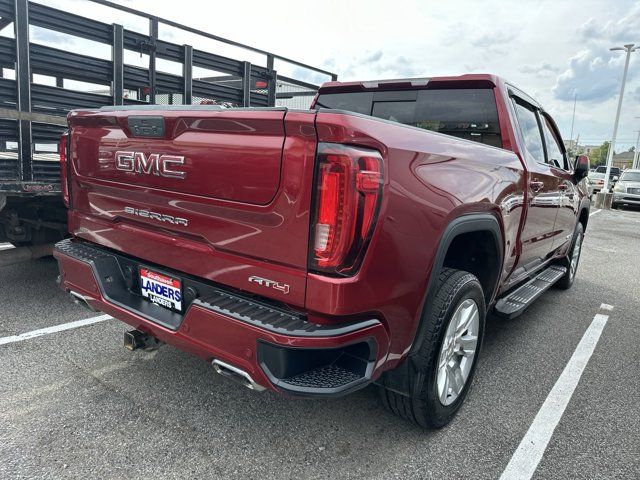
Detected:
left=66, top=108, right=318, bottom=306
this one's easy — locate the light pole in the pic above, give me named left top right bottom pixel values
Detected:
left=633, top=130, right=640, bottom=170
left=632, top=116, right=640, bottom=170
left=569, top=93, right=577, bottom=153
left=602, top=44, right=637, bottom=192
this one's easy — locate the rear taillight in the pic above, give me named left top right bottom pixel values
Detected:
left=59, top=131, right=70, bottom=207
left=310, top=143, right=384, bottom=276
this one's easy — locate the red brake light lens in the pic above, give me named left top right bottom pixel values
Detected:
left=310, top=143, right=384, bottom=275
left=59, top=131, right=70, bottom=207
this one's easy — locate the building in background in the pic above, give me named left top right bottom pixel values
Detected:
left=612, top=151, right=635, bottom=170
left=582, top=145, right=600, bottom=156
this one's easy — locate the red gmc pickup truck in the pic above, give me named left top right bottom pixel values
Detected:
left=54, top=74, right=590, bottom=428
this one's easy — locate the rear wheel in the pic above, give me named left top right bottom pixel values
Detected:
left=379, top=268, right=485, bottom=428
left=555, top=222, right=584, bottom=290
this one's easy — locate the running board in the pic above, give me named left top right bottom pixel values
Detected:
left=494, top=265, right=567, bottom=319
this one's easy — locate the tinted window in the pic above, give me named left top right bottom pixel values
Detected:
left=595, top=166, right=621, bottom=175
left=371, top=101, right=415, bottom=124
left=620, top=172, right=640, bottom=182
left=314, top=92, right=373, bottom=115
left=541, top=116, right=566, bottom=169
left=315, top=88, right=502, bottom=147
left=513, top=101, right=545, bottom=164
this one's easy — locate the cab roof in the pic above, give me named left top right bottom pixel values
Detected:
left=318, top=73, right=504, bottom=91
left=317, top=73, right=541, bottom=109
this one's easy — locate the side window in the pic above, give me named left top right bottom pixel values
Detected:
left=513, top=101, right=545, bottom=164
left=541, top=116, right=567, bottom=170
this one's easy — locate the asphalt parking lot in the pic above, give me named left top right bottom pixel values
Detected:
left=1, top=208, right=639, bottom=479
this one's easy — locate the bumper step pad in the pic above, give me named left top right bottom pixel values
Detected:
left=258, top=341, right=375, bottom=396
left=283, top=364, right=363, bottom=389
left=196, top=292, right=379, bottom=338
left=494, top=265, right=566, bottom=319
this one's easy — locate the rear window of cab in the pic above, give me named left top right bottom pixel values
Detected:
left=314, top=88, right=502, bottom=148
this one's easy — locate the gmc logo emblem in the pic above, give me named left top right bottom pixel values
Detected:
left=115, top=151, right=186, bottom=179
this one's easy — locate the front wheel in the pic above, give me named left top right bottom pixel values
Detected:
left=555, top=222, right=584, bottom=290
left=379, top=268, right=485, bottom=428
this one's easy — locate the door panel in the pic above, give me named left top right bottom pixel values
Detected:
left=520, top=164, right=562, bottom=269
left=511, top=100, right=561, bottom=273
left=552, top=168, right=580, bottom=254
left=541, top=114, right=578, bottom=253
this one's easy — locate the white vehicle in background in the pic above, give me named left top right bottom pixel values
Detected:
left=612, top=170, right=640, bottom=209
left=587, top=172, right=606, bottom=199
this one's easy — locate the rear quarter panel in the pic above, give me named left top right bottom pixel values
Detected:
left=309, top=111, right=526, bottom=361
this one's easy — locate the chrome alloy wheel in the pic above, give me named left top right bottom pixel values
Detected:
left=436, top=299, right=480, bottom=406
left=569, top=233, right=582, bottom=280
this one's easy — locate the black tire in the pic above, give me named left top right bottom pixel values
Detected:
left=555, top=222, right=584, bottom=290
left=379, top=268, right=485, bottom=429
left=611, top=202, right=619, bottom=210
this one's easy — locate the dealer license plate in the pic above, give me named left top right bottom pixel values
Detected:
left=139, top=267, right=182, bottom=312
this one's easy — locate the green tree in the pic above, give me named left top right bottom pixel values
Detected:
left=589, top=141, right=610, bottom=166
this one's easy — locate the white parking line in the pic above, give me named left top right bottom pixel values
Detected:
left=0, top=314, right=112, bottom=346
left=589, top=209, right=601, bottom=217
left=0, top=243, right=14, bottom=250
left=499, top=312, right=609, bottom=480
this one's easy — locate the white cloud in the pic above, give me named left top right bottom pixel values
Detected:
left=553, top=4, right=640, bottom=103
left=519, top=62, right=560, bottom=77
left=553, top=46, right=634, bottom=102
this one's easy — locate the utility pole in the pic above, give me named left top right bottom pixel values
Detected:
left=633, top=130, right=640, bottom=170
left=602, top=44, right=637, bottom=192
left=569, top=93, right=577, bottom=153
left=632, top=116, right=640, bottom=170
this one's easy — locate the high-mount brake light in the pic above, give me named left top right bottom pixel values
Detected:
left=59, top=131, right=70, bottom=207
left=310, top=143, right=384, bottom=276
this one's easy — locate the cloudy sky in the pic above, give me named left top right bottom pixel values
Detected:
left=18, top=0, right=640, bottom=150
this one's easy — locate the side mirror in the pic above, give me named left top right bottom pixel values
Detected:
left=574, top=155, right=590, bottom=181
left=613, top=176, right=619, bottom=182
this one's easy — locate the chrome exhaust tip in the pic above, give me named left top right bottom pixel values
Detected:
left=69, top=291, right=99, bottom=312
left=212, top=359, right=266, bottom=392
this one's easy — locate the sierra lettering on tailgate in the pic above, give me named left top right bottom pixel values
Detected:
left=124, top=206, right=188, bottom=226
